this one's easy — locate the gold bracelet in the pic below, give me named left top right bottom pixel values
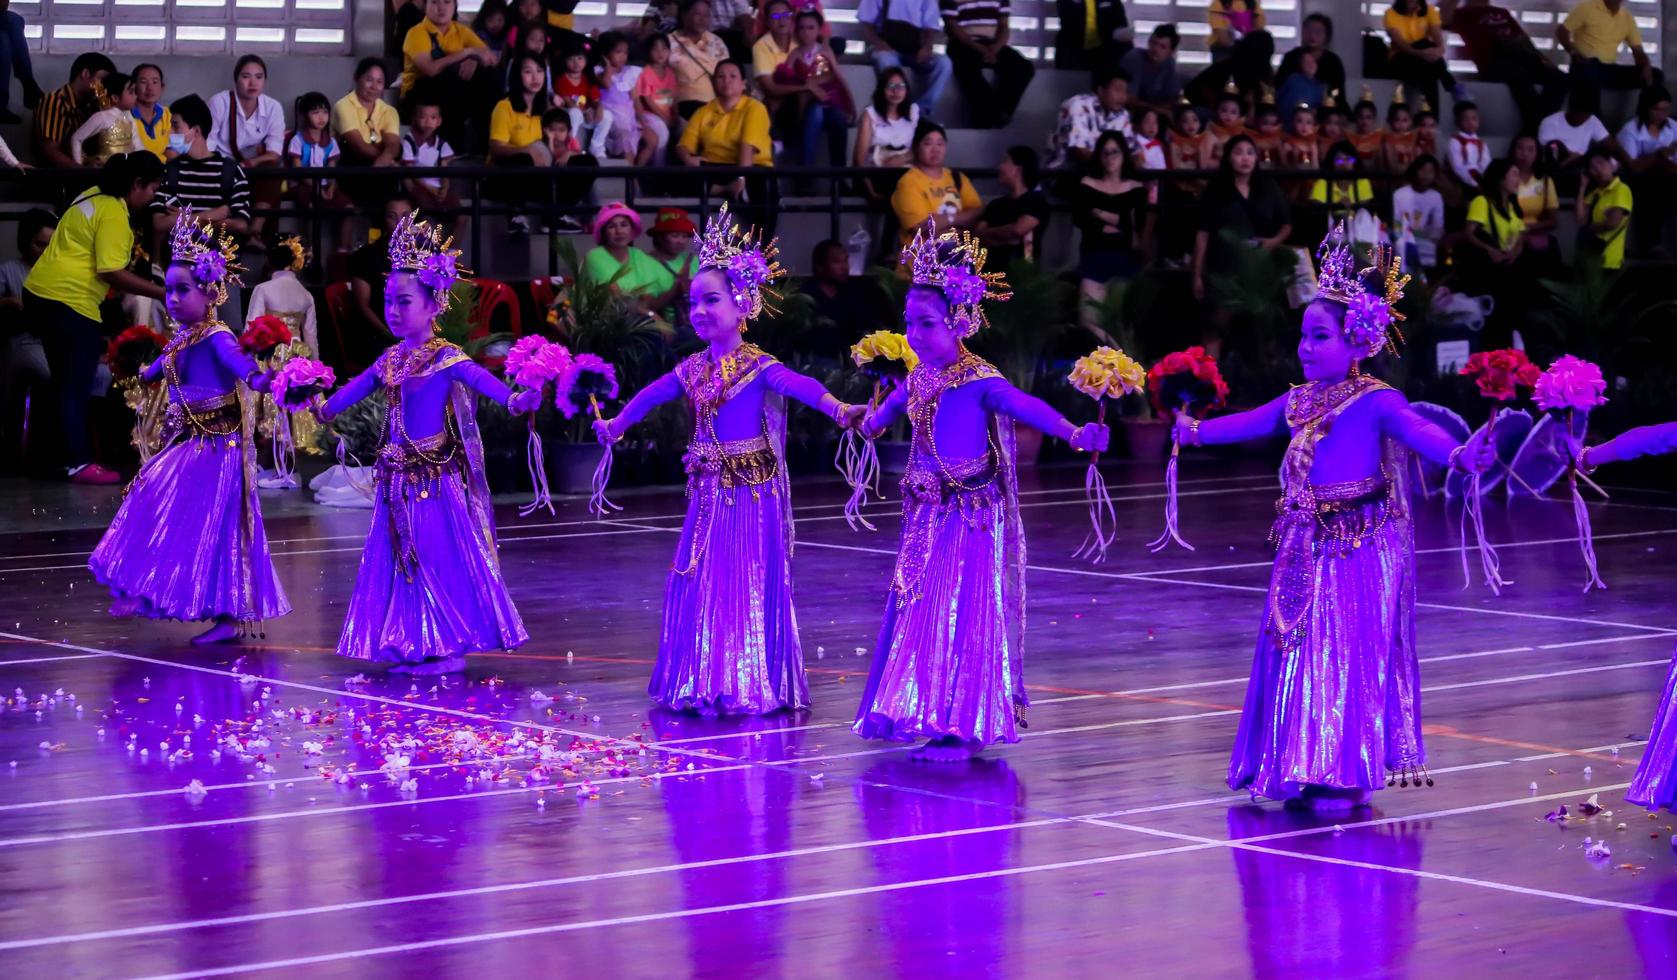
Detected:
left=1188, top=418, right=1202, bottom=447
left=1448, top=444, right=1467, bottom=471
left=1577, top=446, right=1597, bottom=476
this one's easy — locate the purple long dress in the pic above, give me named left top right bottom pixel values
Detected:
left=89, top=324, right=291, bottom=625
left=1214, top=376, right=1463, bottom=801
left=853, top=350, right=1071, bottom=748
left=612, top=342, right=836, bottom=714
left=321, top=339, right=528, bottom=668
left=1589, top=423, right=1677, bottom=811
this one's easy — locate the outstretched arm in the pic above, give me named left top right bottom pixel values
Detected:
left=761, top=363, right=854, bottom=423
left=597, top=371, right=683, bottom=441
left=1179, top=393, right=1288, bottom=447
left=208, top=331, right=270, bottom=392
left=1583, top=421, right=1677, bottom=469
left=1378, top=390, right=1495, bottom=471
left=978, top=377, right=1078, bottom=442
left=319, top=363, right=383, bottom=421
left=861, top=383, right=908, bottom=439
left=452, top=359, right=541, bottom=414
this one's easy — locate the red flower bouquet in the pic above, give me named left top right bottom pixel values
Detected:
left=1460, top=349, right=1540, bottom=402
left=105, top=325, right=166, bottom=385
left=240, top=315, right=293, bottom=360
left=1147, top=346, right=1229, bottom=418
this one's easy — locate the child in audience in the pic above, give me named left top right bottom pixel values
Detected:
left=1448, top=101, right=1490, bottom=190
left=1168, top=101, right=1214, bottom=193
left=594, top=31, right=643, bottom=161
left=1381, top=100, right=1419, bottom=174
left=554, top=40, right=611, bottom=158
left=635, top=33, right=680, bottom=166
left=402, top=98, right=462, bottom=237
left=1392, top=155, right=1444, bottom=275
left=1311, top=139, right=1378, bottom=232
left=1209, top=91, right=1247, bottom=161
left=69, top=72, right=140, bottom=166
left=1251, top=102, right=1284, bottom=167
left=1349, top=97, right=1384, bottom=167
left=1317, top=99, right=1348, bottom=158
left=284, top=91, right=350, bottom=245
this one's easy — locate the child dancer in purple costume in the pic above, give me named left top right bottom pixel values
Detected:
left=89, top=209, right=291, bottom=644
left=1571, top=424, right=1677, bottom=811
left=593, top=205, right=863, bottom=714
left=314, top=213, right=542, bottom=674
left=852, top=223, right=1110, bottom=763
left=1175, top=225, right=1492, bottom=809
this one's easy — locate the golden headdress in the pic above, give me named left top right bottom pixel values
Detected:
left=1315, top=221, right=1409, bottom=356
left=387, top=211, right=468, bottom=313
left=169, top=206, right=243, bottom=309
left=694, top=202, right=785, bottom=322
left=272, top=232, right=308, bottom=273
left=899, top=220, right=1011, bottom=338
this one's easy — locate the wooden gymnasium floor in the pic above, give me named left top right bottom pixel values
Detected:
left=2, top=456, right=1677, bottom=977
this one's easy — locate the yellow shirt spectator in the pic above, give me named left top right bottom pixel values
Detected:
left=1309, top=177, right=1375, bottom=207
left=678, top=96, right=774, bottom=166
left=1584, top=176, right=1632, bottom=269
left=401, top=20, right=487, bottom=96
left=752, top=34, right=793, bottom=82
left=24, top=187, right=135, bottom=323
left=1466, top=195, right=1524, bottom=250
left=488, top=99, right=543, bottom=148
left=1562, top=0, right=1642, bottom=63
left=1383, top=4, right=1441, bottom=45
left=1207, top=0, right=1265, bottom=49
left=332, top=93, right=400, bottom=148
left=892, top=168, right=982, bottom=246
left=670, top=31, right=728, bottom=104
left=1515, top=175, right=1559, bottom=228
left=131, top=105, right=172, bottom=161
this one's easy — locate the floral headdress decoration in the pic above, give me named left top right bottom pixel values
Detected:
left=388, top=210, right=468, bottom=313
left=694, top=203, right=785, bottom=321
left=169, top=206, right=243, bottom=309
left=273, top=233, right=308, bottom=274
left=899, top=220, right=1011, bottom=338
left=1315, top=221, right=1409, bottom=358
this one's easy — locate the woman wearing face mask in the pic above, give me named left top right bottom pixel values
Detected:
left=1175, top=226, right=1493, bottom=810
left=851, top=222, right=1109, bottom=763
left=313, top=213, right=541, bottom=673
left=88, top=208, right=290, bottom=645
left=593, top=205, right=862, bottom=714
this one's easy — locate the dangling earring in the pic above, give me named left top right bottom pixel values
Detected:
left=1350, top=359, right=1363, bottom=377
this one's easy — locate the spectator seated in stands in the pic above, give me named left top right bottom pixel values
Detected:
left=582, top=203, right=670, bottom=312
left=594, top=32, right=644, bottom=162
left=1073, top=130, right=1147, bottom=335
left=1508, top=133, right=1563, bottom=270
left=1310, top=140, right=1378, bottom=230
left=857, top=0, right=952, bottom=118
left=799, top=239, right=886, bottom=363
left=1557, top=0, right=1661, bottom=93
left=490, top=58, right=600, bottom=234
left=0, top=2, right=43, bottom=124
left=536, top=111, right=601, bottom=233
left=780, top=11, right=854, bottom=170
left=1192, top=134, right=1291, bottom=306
left=1460, top=157, right=1524, bottom=274
left=635, top=33, right=679, bottom=166
left=646, top=208, right=697, bottom=325
left=1617, top=86, right=1675, bottom=257
left=333, top=58, right=403, bottom=212
left=401, top=0, right=501, bottom=152
left=472, top=0, right=513, bottom=56
left=68, top=72, right=140, bottom=168
left=755, top=0, right=803, bottom=154
left=1381, top=98, right=1421, bottom=174
left=1118, top=25, right=1183, bottom=116
left=891, top=120, right=982, bottom=249
left=941, top=0, right=1034, bottom=129
left=1538, top=84, right=1610, bottom=182
left=1446, top=100, right=1489, bottom=189
left=708, top=0, right=756, bottom=64
left=1382, top=0, right=1467, bottom=109
left=1207, top=0, right=1265, bottom=61
left=670, top=0, right=730, bottom=117
left=128, top=64, right=171, bottom=163
left=401, top=97, right=462, bottom=237
left=676, top=60, right=774, bottom=204
left=208, top=56, right=287, bottom=243
left=553, top=40, right=613, bottom=159
left=1054, top=0, right=1132, bottom=72
left=1576, top=147, right=1633, bottom=270
left=1046, top=67, right=1133, bottom=169
left=1276, top=13, right=1345, bottom=100
left=1439, top=0, right=1567, bottom=132
left=152, top=94, right=252, bottom=247
left=288, top=91, right=355, bottom=246
left=1393, top=155, right=1445, bottom=274
left=1275, top=49, right=1326, bottom=112
left=854, top=67, right=918, bottom=201
left=975, top=145, right=1049, bottom=268
left=34, top=54, right=115, bottom=170
left=346, top=193, right=414, bottom=359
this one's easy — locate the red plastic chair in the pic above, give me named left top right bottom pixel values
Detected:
left=471, top=279, right=521, bottom=340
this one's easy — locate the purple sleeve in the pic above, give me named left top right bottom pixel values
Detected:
left=451, top=359, right=513, bottom=406
left=140, top=358, right=164, bottom=383
left=1591, top=421, right=1677, bottom=467
left=1378, top=391, right=1461, bottom=467
left=320, top=363, right=382, bottom=420
left=208, top=331, right=261, bottom=384
left=1196, top=393, right=1288, bottom=445
left=977, top=377, right=1074, bottom=440
left=863, top=383, right=908, bottom=438
left=616, top=371, right=684, bottom=430
left=761, top=362, right=834, bottom=413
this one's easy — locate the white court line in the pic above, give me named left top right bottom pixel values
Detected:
left=125, top=781, right=1654, bottom=978
left=0, top=653, right=107, bottom=667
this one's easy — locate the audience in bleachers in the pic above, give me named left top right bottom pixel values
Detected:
left=1046, top=67, right=1132, bottom=169
left=857, top=0, right=952, bottom=117
left=1119, top=25, right=1184, bottom=117
left=974, top=144, right=1048, bottom=267
left=1276, top=14, right=1345, bottom=101
left=34, top=55, right=115, bottom=171
left=1053, top=0, right=1131, bottom=71
left=891, top=120, right=981, bottom=247
left=942, top=0, right=1035, bottom=129
left=670, top=0, right=731, bottom=115
left=1557, top=0, right=1660, bottom=92
left=1439, top=0, right=1568, bottom=132
left=853, top=66, right=918, bottom=200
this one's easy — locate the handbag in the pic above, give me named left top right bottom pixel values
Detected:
left=874, top=0, right=926, bottom=55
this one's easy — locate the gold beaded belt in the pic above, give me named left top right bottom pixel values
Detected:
left=162, top=392, right=242, bottom=441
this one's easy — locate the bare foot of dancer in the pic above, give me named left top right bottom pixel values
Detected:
left=407, top=656, right=467, bottom=675
left=190, top=617, right=239, bottom=645
left=910, top=736, right=982, bottom=763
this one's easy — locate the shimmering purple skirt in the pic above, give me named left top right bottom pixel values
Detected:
left=337, top=462, right=527, bottom=666
left=90, top=431, right=290, bottom=624
left=854, top=482, right=1021, bottom=747
left=651, top=465, right=808, bottom=714
left=1229, top=509, right=1422, bottom=800
left=1626, top=646, right=1677, bottom=811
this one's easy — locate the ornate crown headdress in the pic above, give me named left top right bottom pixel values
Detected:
left=1315, top=222, right=1409, bottom=357
left=388, top=211, right=468, bottom=313
left=899, top=220, right=1012, bottom=338
left=273, top=233, right=308, bottom=274
left=695, top=203, right=785, bottom=322
left=169, top=206, right=243, bottom=309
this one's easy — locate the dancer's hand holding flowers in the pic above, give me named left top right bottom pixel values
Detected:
left=1451, top=428, right=1496, bottom=473
left=508, top=389, right=543, bottom=415
left=1070, top=423, right=1110, bottom=453
left=593, top=416, right=623, bottom=445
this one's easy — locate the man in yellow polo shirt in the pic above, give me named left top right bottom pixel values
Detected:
left=400, top=0, right=498, bottom=149
left=1577, top=148, right=1632, bottom=270
left=677, top=60, right=774, bottom=210
left=1557, top=0, right=1659, bottom=91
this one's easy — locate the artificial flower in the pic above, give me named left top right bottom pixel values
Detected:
left=418, top=252, right=458, bottom=293
left=1344, top=293, right=1392, bottom=355
left=943, top=266, right=988, bottom=308
left=1461, top=348, right=1541, bottom=401
left=1533, top=355, right=1608, bottom=413
left=1068, top=346, right=1145, bottom=400
left=555, top=353, right=620, bottom=418
left=192, top=251, right=226, bottom=286
left=1148, top=346, right=1229, bottom=417
left=239, top=316, right=293, bottom=358
left=270, top=357, right=336, bottom=411
left=850, top=331, right=918, bottom=377
left=505, top=336, right=573, bottom=390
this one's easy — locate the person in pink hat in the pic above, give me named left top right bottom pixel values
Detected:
left=580, top=202, right=666, bottom=310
